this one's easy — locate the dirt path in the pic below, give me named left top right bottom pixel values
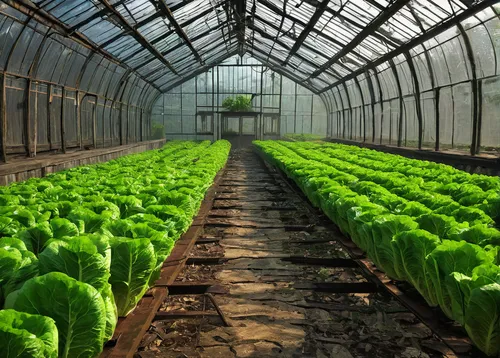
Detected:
left=136, top=149, right=447, bottom=358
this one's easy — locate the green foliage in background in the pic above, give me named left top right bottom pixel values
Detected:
left=283, top=133, right=324, bottom=141
left=222, top=95, right=253, bottom=112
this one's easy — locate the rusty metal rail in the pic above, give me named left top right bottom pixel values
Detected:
left=101, top=165, right=226, bottom=358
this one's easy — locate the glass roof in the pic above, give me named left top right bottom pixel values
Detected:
left=30, top=0, right=484, bottom=93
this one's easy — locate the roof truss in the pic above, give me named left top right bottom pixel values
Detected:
left=9, top=0, right=492, bottom=93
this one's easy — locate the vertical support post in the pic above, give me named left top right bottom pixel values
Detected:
left=435, top=88, right=440, bottom=151
left=212, top=69, right=215, bottom=141
left=60, top=87, right=66, bottom=153
left=92, top=96, right=97, bottom=149
left=354, top=77, right=365, bottom=142
left=477, top=80, right=482, bottom=153
left=293, top=82, right=298, bottom=133
left=26, top=78, right=33, bottom=156
left=0, top=73, right=6, bottom=163
left=102, top=99, right=106, bottom=148
left=33, top=81, right=38, bottom=156
left=335, top=87, right=345, bottom=138
left=366, top=69, right=376, bottom=143
left=259, top=66, right=264, bottom=139
left=371, top=70, right=383, bottom=144
left=110, top=100, right=115, bottom=147
left=119, top=102, right=123, bottom=145
left=194, top=75, right=198, bottom=140
left=324, top=94, right=330, bottom=138
left=278, top=74, right=283, bottom=137
left=341, top=82, right=352, bottom=140
left=216, top=66, right=220, bottom=140
left=422, top=46, right=438, bottom=151
left=389, top=60, right=403, bottom=147
left=310, top=95, right=314, bottom=134
left=180, top=83, right=183, bottom=135
left=76, top=90, right=82, bottom=149
left=126, top=105, right=130, bottom=144
left=140, top=108, right=143, bottom=142
left=47, top=84, right=52, bottom=150
left=457, top=24, right=479, bottom=155
left=404, top=52, right=423, bottom=150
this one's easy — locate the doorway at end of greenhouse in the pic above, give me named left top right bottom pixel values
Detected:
left=220, top=112, right=280, bottom=149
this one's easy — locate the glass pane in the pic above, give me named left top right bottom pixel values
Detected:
left=242, top=117, right=255, bottom=135
left=224, top=117, right=239, bottom=134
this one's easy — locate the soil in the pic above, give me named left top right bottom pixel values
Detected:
left=135, top=149, right=455, bottom=358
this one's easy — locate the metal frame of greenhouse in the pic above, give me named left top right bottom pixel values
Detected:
left=0, top=0, right=498, bottom=163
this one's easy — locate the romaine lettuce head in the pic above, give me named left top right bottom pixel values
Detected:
left=109, top=237, right=156, bottom=316
left=49, top=218, right=79, bottom=239
left=0, top=238, right=38, bottom=305
left=416, top=213, right=463, bottom=239
left=0, top=309, right=58, bottom=358
left=448, top=224, right=500, bottom=246
left=38, top=236, right=110, bottom=292
left=5, top=272, right=107, bottom=358
left=425, top=240, right=494, bottom=319
left=465, top=283, right=500, bottom=356
left=392, top=229, right=441, bottom=306
left=370, top=214, right=418, bottom=280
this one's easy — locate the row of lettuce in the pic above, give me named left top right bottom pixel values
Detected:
left=0, top=140, right=230, bottom=358
left=254, top=140, right=500, bottom=356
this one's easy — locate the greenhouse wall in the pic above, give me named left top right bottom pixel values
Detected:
left=0, top=3, right=160, bottom=161
left=152, top=56, right=327, bottom=141
left=323, top=5, right=500, bottom=157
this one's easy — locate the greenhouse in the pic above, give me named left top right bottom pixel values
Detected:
left=0, top=0, right=499, bottom=357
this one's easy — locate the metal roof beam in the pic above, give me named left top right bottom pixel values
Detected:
left=150, top=3, right=230, bottom=46
left=69, top=0, right=192, bottom=32
left=256, top=0, right=367, bottom=62
left=134, top=20, right=231, bottom=73
left=230, top=0, right=247, bottom=56
left=310, top=0, right=410, bottom=78
left=151, top=0, right=204, bottom=65
left=145, top=34, right=235, bottom=80
left=318, top=0, right=498, bottom=93
left=248, top=23, right=335, bottom=83
left=246, top=48, right=320, bottom=94
left=282, top=0, right=330, bottom=66
left=160, top=50, right=239, bottom=92
left=299, top=0, right=402, bottom=47
left=97, top=0, right=178, bottom=75
left=251, top=13, right=346, bottom=78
